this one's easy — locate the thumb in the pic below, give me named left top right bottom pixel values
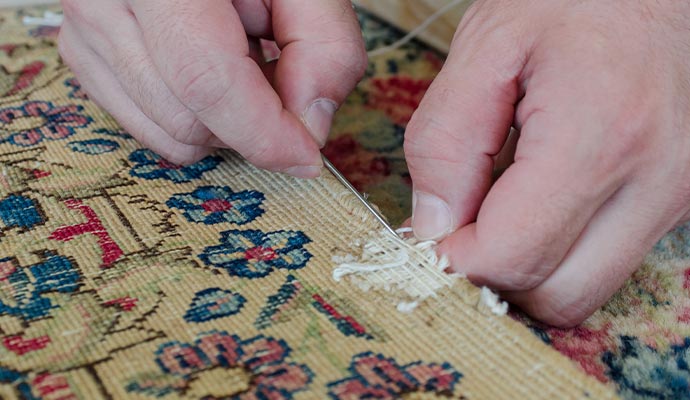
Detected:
left=270, top=0, right=367, bottom=147
left=404, top=17, right=525, bottom=240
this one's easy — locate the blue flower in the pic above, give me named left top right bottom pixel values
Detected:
left=128, top=149, right=221, bottom=183
left=199, top=230, right=312, bottom=278
left=0, top=194, right=43, bottom=229
left=654, top=222, right=690, bottom=260
left=0, top=252, right=80, bottom=321
left=166, top=186, right=264, bottom=225
left=183, top=288, right=246, bottom=323
left=93, top=128, right=132, bottom=139
left=0, top=101, right=92, bottom=146
left=0, top=366, right=35, bottom=400
left=68, top=139, right=120, bottom=155
left=64, top=77, right=88, bottom=99
left=604, top=336, right=690, bottom=399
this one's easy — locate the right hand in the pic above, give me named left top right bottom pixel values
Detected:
left=58, top=0, right=367, bottom=177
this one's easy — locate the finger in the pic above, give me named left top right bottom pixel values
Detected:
left=232, top=0, right=272, bottom=38
left=65, top=0, right=224, bottom=149
left=503, top=181, right=681, bottom=327
left=436, top=125, right=621, bottom=291
left=404, top=16, right=525, bottom=241
left=130, top=0, right=322, bottom=177
left=269, top=0, right=367, bottom=146
left=58, top=22, right=212, bottom=164
left=436, top=30, right=648, bottom=292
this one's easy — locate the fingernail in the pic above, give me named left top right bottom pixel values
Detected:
left=301, top=98, right=337, bottom=147
left=412, top=191, right=453, bottom=241
left=282, top=165, right=323, bottom=179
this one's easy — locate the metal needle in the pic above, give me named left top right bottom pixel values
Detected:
left=321, top=154, right=399, bottom=238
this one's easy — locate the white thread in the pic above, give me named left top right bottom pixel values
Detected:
left=479, top=286, right=508, bottom=316
left=22, top=11, right=63, bottom=27
left=333, top=228, right=460, bottom=312
left=366, top=0, right=469, bottom=58
left=396, top=301, right=419, bottom=313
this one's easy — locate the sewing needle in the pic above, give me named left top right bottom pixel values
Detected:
left=321, top=154, right=400, bottom=238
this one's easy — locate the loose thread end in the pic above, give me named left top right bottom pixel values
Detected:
left=332, top=228, right=456, bottom=313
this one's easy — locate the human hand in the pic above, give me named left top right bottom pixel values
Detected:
left=58, top=0, right=366, bottom=176
left=404, top=0, right=690, bottom=326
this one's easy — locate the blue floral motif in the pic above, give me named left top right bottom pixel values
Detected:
left=166, top=186, right=264, bottom=225
left=254, top=275, right=303, bottom=330
left=0, top=101, right=92, bottom=146
left=0, top=194, right=43, bottom=229
left=64, top=77, right=87, bottom=100
left=68, top=139, right=120, bottom=155
left=0, top=366, right=36, bottom=400
left=183, top=288, right=246, bottom=323
left=604, top=336, right=690, bottom=399
left=93, top=128, right=132, bottom=139
left=199, top=230, right=312, bottom=279
left=128, top=149, right=221, bottom=183
left=654, top=222, right=690, bottom=260
left=0, top=252, right=80, bottom=321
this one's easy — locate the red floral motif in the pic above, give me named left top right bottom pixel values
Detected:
left=0, top=258, right=16, bottom=280
left=683, top=268, right=690, bottom=290
left=103, top=296, right=138, bottom=311
left=245, top=246, right=277, bottom=262
left=543, top=323, right=614, bottom=383
left=5, top=61, right=44, bottom=96
left=0, top=44, right=19, bottom=56
left=128, top=331, right=312, bottom=398
left=201, top=198, right=232, bottom=212
left=49, top=199, right=123, bottom=268
left=322, top=134, right=391, bottom=192
left=3, top=334, right=51, bottom=355
left=366, top=76, right=432, bottom=125
left=328, top=352, right=461, bottom=399
left=679, top=307, right=690, bottom=324
left=156, top=159, right=182, bottom=170
left=31, top=372, right=76, bottom=400
left=30, top=169, right=51, bottom=179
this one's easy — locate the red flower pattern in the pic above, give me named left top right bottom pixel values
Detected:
left=366, top=76, right=432, bottom=125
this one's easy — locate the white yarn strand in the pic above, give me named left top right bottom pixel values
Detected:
left=22, top=11, right=63, bottom=27
left=333, top=228, right=460, bottom=312
left=366, top=0, right=469, bottom=58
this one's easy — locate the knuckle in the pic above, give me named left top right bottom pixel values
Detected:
left=241, top=138, right=276, bottom=170
left=404, top=113, right=473, bottom=166
left=496, top=268, right=547, bottom=291
left=168, top=114, right=212, bottom=146
left=173, top=57, right=234, bottom=114
left=158, top=147, right=204, bottom=166
left=525, top=289, right=592, bottom=328
left=336, top=39, right=368, bottom=81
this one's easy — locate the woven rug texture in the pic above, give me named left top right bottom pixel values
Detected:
left=0, top=4, right=618, bottom=399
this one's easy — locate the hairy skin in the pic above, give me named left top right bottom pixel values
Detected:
left=60, top=0, right=690, bottom=327
left=406, top=0, right=690, bottom=326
